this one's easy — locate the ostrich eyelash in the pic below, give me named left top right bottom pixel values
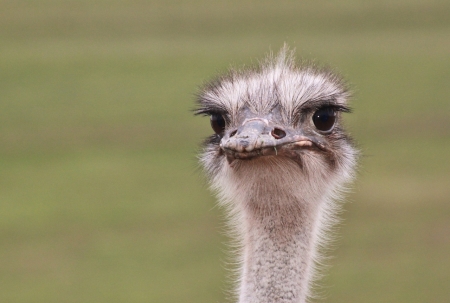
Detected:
left=194, top=108, right=232, bottom=128
left=299, top=100, right=351, bottom=114
left=194, top=109, right=226, bottom=117
left=193, top=101, right=229, bottom=116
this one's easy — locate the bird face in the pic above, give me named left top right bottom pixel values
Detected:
left=198, top=57, right=354, bottom=171
left=209, top=102, right=348, bottom=168
left=196, top=49, right=357, bottom=190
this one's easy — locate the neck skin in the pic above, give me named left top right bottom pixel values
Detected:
left=237, top=196, right=321, bottom=303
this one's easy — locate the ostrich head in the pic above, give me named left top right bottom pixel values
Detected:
left=195, top=47, right=357, bottom=303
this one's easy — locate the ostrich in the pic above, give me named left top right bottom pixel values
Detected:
left=195, top=46, right=357, bottom=303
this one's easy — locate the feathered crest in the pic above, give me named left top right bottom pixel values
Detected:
left=196, top=45, right=350, bottom=127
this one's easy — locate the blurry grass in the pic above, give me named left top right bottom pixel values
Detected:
left=0, top=0, right=449, bottom=302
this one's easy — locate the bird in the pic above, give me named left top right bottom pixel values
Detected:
left=195, top=46, right=358, bottom=303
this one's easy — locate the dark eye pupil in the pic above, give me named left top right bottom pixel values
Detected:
left=312, top=107, right=336, bottom=132
left=210, top=114, right=226, bottom=135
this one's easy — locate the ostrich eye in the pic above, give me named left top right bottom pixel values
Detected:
left=210, top=114, right=226, bottom=135
left=312, top=107, right=336, bottom=133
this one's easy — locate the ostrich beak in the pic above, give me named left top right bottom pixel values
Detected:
left=220, top=118, right=323, bottom=164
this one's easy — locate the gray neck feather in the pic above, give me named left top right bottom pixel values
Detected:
left=237, top=189, right=322, bottom=303
left=208, top=158, right=335, bottom=303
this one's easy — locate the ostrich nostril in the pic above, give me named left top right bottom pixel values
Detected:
left=271, top=128, right=286, bottom=139
left=230, top=130, right=237, bottom=137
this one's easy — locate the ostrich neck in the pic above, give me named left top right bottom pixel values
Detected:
left=237, top=194, right=322, bottom=303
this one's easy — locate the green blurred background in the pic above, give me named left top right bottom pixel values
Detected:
left=1, top=0, right=449, bottom=302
